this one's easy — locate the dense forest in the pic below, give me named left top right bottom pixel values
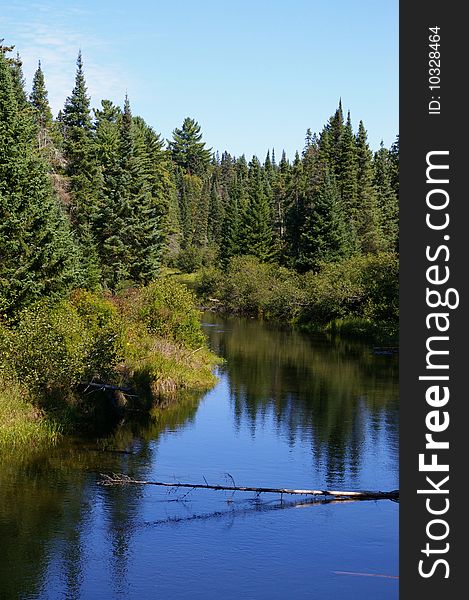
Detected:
left=0, top=44, right=398, bottom=313
left=0, top=42, right=398, bottom=444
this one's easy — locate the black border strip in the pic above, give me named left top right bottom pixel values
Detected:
left=400, top=2, right=465, bottom=596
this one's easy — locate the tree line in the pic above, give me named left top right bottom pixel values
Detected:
left=0, top=43, right=398, bottom=318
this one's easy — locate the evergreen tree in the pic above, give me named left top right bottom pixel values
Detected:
left=389, top=135, right=399, bottom=198
left=30, top=61, right=52, bottom=126
left=218, top=152, right=239, bottom=266
left=284, top=151, right=306, bottom=266
left=169, top=117, right=212, bottom=176
left=98, top=96, right=163, bottom=288
left=9, top=52, right=28, bottom=110
left=238, top=156, right=273, bottom=261
left=297, top=169, right=354, bottom=270
left=0, top=51, right=81, bottom=316
left=374, top=142, right=398, bottom=251
left=62, top=51, right=102, bottom=286
left=132, top=115, right=177, bottom=242
left=338, top=111, right=358, bottom=221
left=355, top=120, right=383, bottom=253
left=207, top=174, right=224, bottom=245
left=30, top=61, right=53, bottom=147
left=219, top=190, right=239, bottom=267
left=317, top=101, right=344, bottom=177
left=272, top=150, right=290, bottom=245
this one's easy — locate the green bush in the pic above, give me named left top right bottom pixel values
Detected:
left=301, top=253, right=398, bottom=325
left=176, top=245, right=219, bottom=274
left=199, top=256, right=305, bottom=320
left=69, top=290, right=125, bottom=382
left=137, top=278, right=206, bottom=349
left=191, top=253, right=398, bottom=339
left=9, top=300, right=90, bottom=394
left=195, top=267, right=224, bottom=301
left=222, top=256, right=273, bottom=316
left=1, top=292, right=126, bottom=396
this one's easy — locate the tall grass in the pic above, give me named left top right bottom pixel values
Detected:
left=0, top=378, right=61, bottom=449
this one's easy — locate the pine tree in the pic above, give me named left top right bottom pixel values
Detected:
left=62, top=51, right=102, bottom=286
left=338, top=112, right=358, bottom=219
left=98, top=96, right=163, bottom=288
left=374, top=142, right=398, bottom=251
left=355, top=120, right=383, bottom=254
left=284, top=152, right=306, bottom=266
left=238, top=156, right=273, bottom=261
left=169, top=117, right=212, bottom=176
left=297, top=169, right=354, bottom=270
left=30, top=61, right=53, bottom=148
left=0, top=51, right=81, bottom=316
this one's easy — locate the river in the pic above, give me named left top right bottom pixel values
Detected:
left=0, top=313, right=399, bottom=599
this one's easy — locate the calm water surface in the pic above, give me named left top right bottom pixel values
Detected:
left=0, top=313, right=399, bottom=599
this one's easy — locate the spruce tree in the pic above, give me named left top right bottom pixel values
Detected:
left=0, top=51, right=81, bottom=316
left=207, top=175, right=224, bottom=246
left=97, top=97, right=163, bottom=289
left=272, top=150, right=290, bottom=245
left=238, top=156, right=273, bottom=261
left=355, top=120, right=383, bottom=254
left=62, top=51, right=102, bottom=286
left=30, top=61, right=53, bottom=148
left=169, top=117, right=212, bottom=176
left=297, top=169, right=354, bottom=270
left=9, top=52, right=28, bottom=110
left=30, top=61, right=52, bottom=128
left=389, top=135, right=399, bottom=198
left=218, top=153, right=239, bottom=266
left=338, top=112, right=358, bottom=220
left=284, top=151, right=306, bottom=266
left=374, top=142, right=398, bottom=252
left=132, top=115, right=177, bottom=242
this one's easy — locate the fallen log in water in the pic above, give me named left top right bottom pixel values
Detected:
left=99, top=474, right=399, bottom=500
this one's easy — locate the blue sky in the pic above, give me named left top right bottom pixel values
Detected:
left=1, top=0, right=398, bottom=159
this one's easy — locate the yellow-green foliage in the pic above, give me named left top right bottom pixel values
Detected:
left=302, top=253, right=399, bottom=324
left=0, top=377, right=60, bottom=448
left=0, top=281, right=219, bottom=445
left=136, top=278, right=206, bottom=349
left=117, top=278, right=219, bottom=401
left=4, top=293, right=124, bottom=396
left=195, top=253, right=398, bottom=332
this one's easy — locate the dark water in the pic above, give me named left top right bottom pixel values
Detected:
left=0, top=314, right=399, bottom=600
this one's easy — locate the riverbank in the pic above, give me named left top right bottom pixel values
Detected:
left=170, top=253, right=399, bottom=344
left=0, top=278, right=220, bottom=447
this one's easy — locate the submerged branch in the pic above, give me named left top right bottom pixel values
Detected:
left=99, top=473, right=399, bottom=500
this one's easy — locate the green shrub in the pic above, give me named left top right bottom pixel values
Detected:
left=10, top=300, right=90, bottom=394
left=222, top=256, right=272, bottom=316
left=176, top=246, right=203, bottom=273
left=301, top=253, right=399, bottom=325
left=176, top=245, right=219, bottom=274
left=195, top=267, right=224, bottom=301
left=1, top=291, right=126, bottom=396
left=137, top=278, right=206, bottom=349
left=69, top=290, right=125, bottom=382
